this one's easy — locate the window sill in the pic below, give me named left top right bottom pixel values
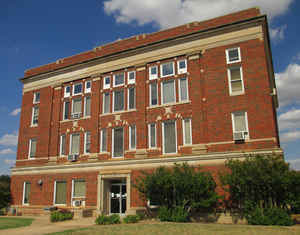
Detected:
left=229, top=91, right=245, bottom=96
left=147, top=147, right=160, bottom=151
left=99, top=151, right=110, bottom=155
left=30, top=124, right=38, bottom=128
left=100, top=109, right=137, bottom=117
left=147, top=100, right=191, bottom=109
left=125, top=149, right=136, bottom=153
left=60, top=116, right=91, bottom=123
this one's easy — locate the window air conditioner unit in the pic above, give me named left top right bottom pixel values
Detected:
left=71, top=113, right=81, bottom=119
left=233, top=131, right=245, bottom=141
left=68, top=154, right=79, bottom=162
left=73, top=200, right=82, bottom=207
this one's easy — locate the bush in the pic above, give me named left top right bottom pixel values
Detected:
left=246, top=207, right=294, bottom=226
left=50, top=210, right=73, bottom=222
left=123, top=215, right=140, bottom=224
left=95, top=214, right=121, bottom=225
left=158, top=206, right=172, bottom=222
left=158, top=206, right=189, bottom=222
left=0, top=175, right=11, bottom=210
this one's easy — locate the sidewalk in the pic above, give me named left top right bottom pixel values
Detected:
left=4, top=216, right=95, bottom=235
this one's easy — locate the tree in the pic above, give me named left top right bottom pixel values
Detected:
left=134, top=163, right=219, bottom=214
left=0, top=175, right=11, bottom=209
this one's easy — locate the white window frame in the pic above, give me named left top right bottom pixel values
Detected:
left=148, top=123, right=156, bottom=149
left=160, top=62, right=175, bottom=78
left=63, top=100, right=70, bottom=120
left=127, top=71, right=136, bottom=84
left=113, top=89, right=124, bottom=112
left=22, top=182, right=30, bottom=205
left=84, top=131, right=91, bottom=154
left=33, top=92, right=40, bottom=104
left=103, top=92, right=110, bottom=114
left=129, top=125, right=136, bottom=150
left=162, top=120, right=177, bottom=154
left=73, top=83, right=83, bottom=96
left=149, top=83, right=158, bottom=107
left=100, top=129, right=107, bottom=153
left=227, top=66, right=245, bottom=95
left=71, top=97, right=82, bottom=116
left=69, top=133, right=80, bottom=155
left=59, top=134, right=66, bottom=156
left=231, top=111, right=250, bottom=139
left=113, top=73, right=125, bottom=87
left=53, top=180, right=67, bottom=206
left=149, top=65, right=158, bottom=80
left=31, top=106, right=39, bottom=126
left=64, top=86, right=71, bottom=98
left=103, top=76, right=111, bottom=89
left=177, top=59, right=187, bottom=74
left=28, top=138, right=36, bottom=159
left=72, top=179, right=86, bottom=199
left=182, top=119, right=192, bottom=145
left=112, top=127, right=124, bottom=158
left=128, top=87, right=136, bottom=110
left=85, top=81, right=91, bottom=93
left=161, top=79, right=176, bottom=105
left=226, top=47, right=241, bottom=64
left=178, top=77, right=189, bottom=102
left=84, top=96, right=91, bottom=117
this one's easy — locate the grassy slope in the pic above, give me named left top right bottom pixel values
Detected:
left=0, top=217, right=34, bottom=230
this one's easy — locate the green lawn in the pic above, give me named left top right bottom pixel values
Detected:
left=46, top=222, right=300, bottom=235
left=0, top=217, right=34, bottom=230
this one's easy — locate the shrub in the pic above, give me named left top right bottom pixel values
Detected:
left=158, top=206, right=172, bottom=222
left=50, top=210, right=73, bottom=222
left=158, top=206, right=189, bottom=222
left=0, top=175, right=11, bottom=210
left=123, top=215, right=140, bottom=224
left=95, top=214, right=121, bottom=225
left=246, top=207, right=294, bottom=226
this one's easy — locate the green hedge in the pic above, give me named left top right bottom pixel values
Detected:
left=95, top=214, right=120, bottom=225
left=158, top=206, right=189, bottom=222
left=123, top=215, right=140, bottom=224
left=50, top=210, right=74, bottom=222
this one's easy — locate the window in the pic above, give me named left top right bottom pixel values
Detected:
left=231, top=111, right=249, bottom=139
left=150, top=83, right=158, bottom=106
left=100, top=129, right=107, bottom=152
left=128, top=71, right=135, bottom=84
left=128, top=87, right=135, bottom=110
left=113, top=127, right=123, bottom=158
left=113, top=90, right=124, bottom=112
left=72, top=179, right=86, bottom=198
left=113, top=73, right=125, bottom=87
left=162, top=80, right=175, bottom=104
left=64, top=86, right=71, bottom=98
left=129, top=125, right=136, bottom=150
left=179, top=78, right=188, bottom=101
left=162, top=120, right=177, bottom=154
left=148, top=123, right=156, bottom=148
left=177, top=59, right=187, bottom=74
left=103, top=76, right=111, bottom=89
left=23, top=182, right=31, bottom=205
left=29, top=138, right=37, bottom=158
left=84, top=96, right=91, bottom=116
left=149, top=66, right=158, bottom=80
left=33, top=92, right=40, bottom=104
left=72, top=97, right=82, bottom=117
left=228, top=67, right=244, bottom=95
left=226, top=47, right=241, bottom=64
left=31, top=106, right=39, bottom=126
left=85, top=81, right=91, bottom=93
left=84, top=132, right=91, bottom=154
left=70, top=133, right=80, bottom=155
left=60, top=134, right=66, bottom=156
left=161, top=62, right=174, bottom=77
left=73, top=83, right=83, bottom=95
left=54, top=181, right=67, bottom=205
left=63, top=101, right=70, bottom=120
left=183, top=119, right=192, bottom=145
left=103, top=93, right=110, bottom=114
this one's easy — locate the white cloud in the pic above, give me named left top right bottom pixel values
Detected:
left=3, top=159, right=15, bottom=166
left=287, top=159, right=300, bottom=171
left=276, top=63, right=300, bottom=108
left=103, top=0, right=294, bottom=29
left=278, top=109, right=300, bottom=131
left=10, top=108, right=21, bottom=116
left=0, top=132, right=18, bottom=146
left=270, top=25, right=287, bottom=42
left=280, top=131, right=300, bottom=143
left=0, top=148, right=15, bottom=155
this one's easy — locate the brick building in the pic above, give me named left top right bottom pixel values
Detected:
left=11, top=8, right=282, bottom=216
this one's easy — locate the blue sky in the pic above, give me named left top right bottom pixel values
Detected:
left=1, top=0, right=300, bottom=174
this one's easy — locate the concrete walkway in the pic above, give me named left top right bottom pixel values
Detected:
left=4, top=216, right=95, bottom=235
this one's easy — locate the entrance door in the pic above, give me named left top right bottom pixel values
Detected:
left=110, top=183, right=126, bottom=214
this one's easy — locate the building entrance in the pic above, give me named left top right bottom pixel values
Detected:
left=110, top=181, right=126, bottom=214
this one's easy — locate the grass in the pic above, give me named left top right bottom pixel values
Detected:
left=0, top=217, right=34, bottom=230
left=45, top=222, right=300, bottom=235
